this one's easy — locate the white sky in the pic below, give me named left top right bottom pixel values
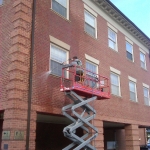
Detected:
left=110, top=0, right=150, bottom=38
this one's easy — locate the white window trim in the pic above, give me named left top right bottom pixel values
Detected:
left=143, top=83, right=149, bottom=88
left=139, top=48, right=146, bottom=54
left=108, top=28, right=118, bottom=51
left=50, top=35, right=70, bottom=50
left=110, top=71, right=121, bottom=96
left=143, top=86, right=150, bottom=106
left=85, top=54, right=99, bottom=65
left=84, top=10, right=97, bottom=38
left=126, top=41, right=134, bottom=62
left=140, top=51, right=147, bottom=70
left=86, top=60, right=98, bottom=74
left=125, top=37, right=133, bottom=45
left=107, top=23, right=118, bottom=33
left=110, top=67, right=121, bottom=75
left=129, top=80, right=138, bottom=102
left=0, top=0, right=3, bottom=6
left=128, top=76, right=137, bottom=83
left=51, top=0, right=69, bottom=20
left=84, top=4, right=97, bottom=17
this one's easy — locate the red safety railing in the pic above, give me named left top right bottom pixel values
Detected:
left=60, top=66, right=110, bottom=100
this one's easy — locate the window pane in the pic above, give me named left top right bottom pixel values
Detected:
left=51, top=60, right=63, bottom=76
left=141, top=61, right=145, bottom=69
left=140, top=52, right=145, bottom=62
left=86, top=61, right=97, bottom=87
left=126, top=51, right=133, bottom=60
left=85, top=11, right=95, bottom=27
left=108, top=29, right=116, bottom=42
left=110, top=73, right=119, bottom=86
left=129, top=82, right=135, bottom=92
left=55, top=0, right=67, bottom=7
left=52, top=0, right=67, bottom=18
left=111, top=85, right=119, bottom=95
left=51, top=45, right=66, bottom=63
left=0, top=0, right=3, bottom=5
left=144, top=87, right=149, bottom=97
left=130, top=91, right=136, bottom=101
left=50, top=45, right=67, bottom=76
left=109, top=39, right=115, bottom=49
left=110, top=73, right=120, bottom=96
left=86, top=62, right=97, bottom=74
left=85, top=23, right=95, bottom=37
left=126, top=42, right=132, bottom=53
left=144, top=97, right=149, bottom=105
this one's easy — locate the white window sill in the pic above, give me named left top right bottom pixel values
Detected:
left=141, top=67, right=147, bottom=72
left=84, top=31, right=97, bottom=40
left=111, top=93, right=122, bottom=98
left=50, top=9, right=71, bottom=23
left=129, top=99, right=138, bottom=103
left=108, top=47, right=118, bottom=53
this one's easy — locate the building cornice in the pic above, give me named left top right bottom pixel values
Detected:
left=93, top=0, right=150, bottom=49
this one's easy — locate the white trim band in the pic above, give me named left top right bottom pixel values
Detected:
left=50, top=35, right=70, bottom=50
left=107, top=22, right=118, bottom=33
left=139, top=48, right=146, bottom=54
left=85, top=54, right=99, bottom=65
left=125, top=37, right=133, bottom=45
left=128, top=76, right=137, bottom=83
left=84, top=4, right=97, bottom=17
left=143, top=83, right=149, bottom=88
left=110, top=67, right=121, bottom=75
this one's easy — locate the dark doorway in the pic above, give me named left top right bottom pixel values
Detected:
left=35, top=116, right=83, bottom=150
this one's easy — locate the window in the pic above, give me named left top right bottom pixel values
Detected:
left=126, top=41, right=133, bottom=61
left=108, top=28, right=117, bottom=51
left=143, top=87, right=149, bottom=106
left=86, top=61, right=98, bottom=87
left=50, top=44, right=67, bottom=76
left=110, top=72, right=121, bottom=96
left=52, top=0, right=68, bottom=19
left=140, top=52, right=146, bottom=69
left=0, top=0, right=3, bottom=5
left=129, top=81, right=137, bottom=101
left=84, top=10, right=97, bottom=38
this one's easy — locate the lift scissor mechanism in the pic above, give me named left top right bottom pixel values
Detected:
left=60, top=66, right=110, bottom=150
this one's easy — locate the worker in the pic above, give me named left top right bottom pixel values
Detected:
left=63, top=56, right=83, bottom=82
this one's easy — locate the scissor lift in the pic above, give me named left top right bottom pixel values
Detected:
left=60, top=66, right=110, bottom=150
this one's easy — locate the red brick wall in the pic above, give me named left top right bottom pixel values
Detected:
left=32, top=0, right=150, bottom=125
left=0, top=0, right=149, bottom=149
left=139, top=128, right=146, bottom=146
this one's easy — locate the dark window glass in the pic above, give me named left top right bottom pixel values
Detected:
left=52, top=0, right=67, bottom=18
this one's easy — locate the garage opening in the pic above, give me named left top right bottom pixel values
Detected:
left=36, top=114, right=83, bottom=150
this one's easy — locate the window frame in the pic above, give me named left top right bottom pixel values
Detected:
left=50, top=43, right=68, bottom=77
left=84, top=10, right=97, bottom=38
left=143, top=86, right=150, bottom=106
left=51, top=0, right=69, bottom=20
left=129, top=80, right=137, bottom=102
left=126, top=41, right=134, bottom=62
left=85, top=60, right=98, bottom=88
left=140, top=51, right=147, bottom=70
left=110, top=72, right=121, bottom=96
left=86, top=60, right=98, bottom=76
left=108, top=28, right=118, bottom=51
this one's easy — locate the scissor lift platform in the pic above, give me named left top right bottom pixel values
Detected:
left=60, top=66, right=110, bottom=100
left=60, top=66, right=110, bottom=150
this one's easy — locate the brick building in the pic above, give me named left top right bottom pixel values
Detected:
left=0, top=0, right=150, bottom=150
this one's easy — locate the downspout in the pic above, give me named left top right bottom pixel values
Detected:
left=26, top=0, right=36, bottom=149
